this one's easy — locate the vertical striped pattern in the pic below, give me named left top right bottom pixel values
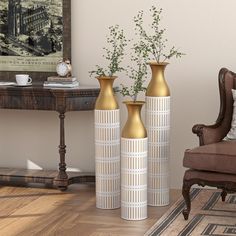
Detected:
left=146, top=96, right=170, bottom=206
left=121, top=138, right=147, bottom=220
left=95, top=109, right=120, bottom=209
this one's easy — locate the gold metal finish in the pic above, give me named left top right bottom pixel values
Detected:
left=146, top=62, right=170, bottom=97
left=122, top=101, right=147, bottom=138
left=95, top=76, right=119, bottom=110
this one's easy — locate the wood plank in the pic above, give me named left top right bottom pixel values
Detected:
left=0, top=184, right=181, bottom=235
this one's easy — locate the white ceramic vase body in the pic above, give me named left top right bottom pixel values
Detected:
left=95, top=109, right=120, bottom=209
left=121, top=137, right=147, bottom=220
left=146, top=96, right=170, bottom=206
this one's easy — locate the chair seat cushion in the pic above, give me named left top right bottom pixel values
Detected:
left=184, top=169, right=236, bottom=183
left=183, top=141, right=236, bottom=174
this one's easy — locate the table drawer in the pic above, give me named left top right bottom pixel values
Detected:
left=66, top=96, right=97, bottom=111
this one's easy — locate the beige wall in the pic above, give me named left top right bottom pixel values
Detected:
left=0, top=0, right=235, bottom=189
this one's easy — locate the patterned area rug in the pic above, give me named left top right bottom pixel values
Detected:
left=145, top=188, right=236, bottom=236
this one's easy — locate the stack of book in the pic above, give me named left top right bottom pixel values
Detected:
left=44, top=76, right=79, bottom=88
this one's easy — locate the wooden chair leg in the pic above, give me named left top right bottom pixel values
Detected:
left=182, top=180, right=192, bottom=220
left=221, top=190, right=227, bottom=202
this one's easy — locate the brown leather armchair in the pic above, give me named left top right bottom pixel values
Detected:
left=182, top=68, right=236, bottom=220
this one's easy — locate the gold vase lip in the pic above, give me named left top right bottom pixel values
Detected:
left=123, top=100, right=145, bottom=105
left=147, top=61, right=169, bottom=66
left=96, top=75, right=117, bottom=80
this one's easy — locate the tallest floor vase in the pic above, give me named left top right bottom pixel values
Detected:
left=95, top=76, right=120, bottom=209
left=146, top=62, right=170, bottom=206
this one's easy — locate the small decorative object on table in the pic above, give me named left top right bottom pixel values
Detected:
left=44, top=59, right=79, bottom=88
left=90, top=25, right=127, bottom=210
left=56, top=59, right=72, bottom=77
left=134, top=5, right=184, bottom=206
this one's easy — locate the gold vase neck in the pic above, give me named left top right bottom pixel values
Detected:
left=146, top=62, right=170, bottom=97
left=122, top=101, right=147, bottom=139
left=95, top=76, right=119, bottom=110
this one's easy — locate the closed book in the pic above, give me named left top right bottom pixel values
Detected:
left=0, top=82, right=16, bottom=86
left=47, top=76, right=77, bottom=82
left=43, top=81, right=79, bottom=88
left=44, top=81, right=77, bottom=85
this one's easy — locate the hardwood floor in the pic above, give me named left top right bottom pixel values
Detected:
left=0, top=184, right=181, bottom=236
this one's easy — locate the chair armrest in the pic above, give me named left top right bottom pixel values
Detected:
left=193, top=123, right=228, bottom=146
left=192, top=68, right=235, bottom=146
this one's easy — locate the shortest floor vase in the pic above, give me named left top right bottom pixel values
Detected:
left=121, top=101, right=147, bottom=221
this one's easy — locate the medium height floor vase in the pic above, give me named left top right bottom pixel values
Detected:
left=95, top=76, right=120, bottom=209
left=121, top=101, right=147, bottom=220
left=146, top=62, right=170, bottom=206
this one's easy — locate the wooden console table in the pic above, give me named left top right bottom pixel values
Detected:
left=0, top=83, right=99, bottom=190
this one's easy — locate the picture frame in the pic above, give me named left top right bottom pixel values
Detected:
left=0, top=0, right=71, bottom=81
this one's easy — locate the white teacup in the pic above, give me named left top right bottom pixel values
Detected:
left=15, top=74, right=32, bottom=85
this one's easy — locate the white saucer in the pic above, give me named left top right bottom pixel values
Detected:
left=13, top=83, right=32, bottom=87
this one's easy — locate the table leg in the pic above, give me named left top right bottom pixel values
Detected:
left=53, top=111, right=68, bottom=191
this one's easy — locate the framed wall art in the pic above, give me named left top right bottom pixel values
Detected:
left=0, top=0, right=71, bottom=81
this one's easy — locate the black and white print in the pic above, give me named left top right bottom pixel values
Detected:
left=0, top=0, right=63, bottom=72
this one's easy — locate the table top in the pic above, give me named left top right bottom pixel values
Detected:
left=0, top=82, right=100, bottom=98
left=0, top=83, right=100, bottom=111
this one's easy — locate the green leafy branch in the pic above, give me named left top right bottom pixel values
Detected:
left=134, top=5, right=185, bottom=63
left=90, top=25, right=128, bottom=77
left=119, top=40, right=148, bottom=102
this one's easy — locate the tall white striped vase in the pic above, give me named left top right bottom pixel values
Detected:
left=94, top=76, right=120, bottom=209
left=146, top=62, right=170, bottom=206
left=146, top=96, right=170, bottom=206
left=121, top=138, right=147, bottom=220
left=95, top=109, right=120, bottom=209
left=121, top=101, right=147, bottom=220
